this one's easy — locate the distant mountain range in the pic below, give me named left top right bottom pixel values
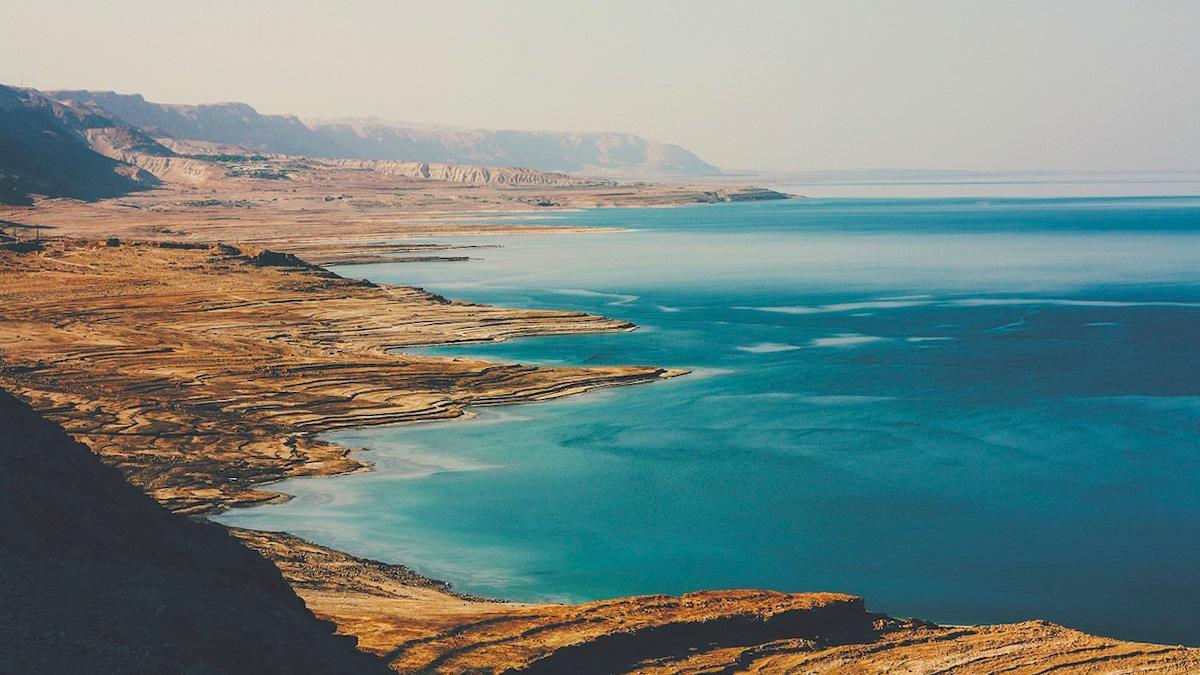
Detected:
left=0, top=85, right=159, bottom=204
left=47, top=90, right=722, bottom=177
left=0, top=83, right=722, bottom=205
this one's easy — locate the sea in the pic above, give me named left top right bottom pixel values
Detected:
left=217, top=178, right=1200, bottom=645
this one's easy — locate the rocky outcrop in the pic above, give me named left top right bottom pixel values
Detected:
left=110, top=152, right=223, bottom=184
left=235, top=533, right=1200, bottom=675
left=381, top=591, right=872, bottom=674
left=78, top=123, right=172, bottom=159
left=45, top=89, right=722, bottom=177
left=0, top=388, right=390, bottom=674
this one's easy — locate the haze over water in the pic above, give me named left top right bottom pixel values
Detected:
left=218, top=194, right=1200, bottom=645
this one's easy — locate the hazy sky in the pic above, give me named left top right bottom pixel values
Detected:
left=3, top=1, right=1198, bottom=171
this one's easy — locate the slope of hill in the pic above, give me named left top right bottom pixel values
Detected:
left=0, top=388, right=389, bottom=674
left=47, top=90, right=721, bottom=176
left=0, top=85, right=158, bottom=204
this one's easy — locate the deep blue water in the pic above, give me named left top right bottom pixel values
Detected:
left=217, top=197, right=1200, bottom=645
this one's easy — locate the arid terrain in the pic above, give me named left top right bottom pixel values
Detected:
left=1, top=138, right=781, bottom=269
left=2, top=84, right=1198, bottom=672
left=1, top=168, right=779, bottom=267
left=0, top=238, right=681, bottom=513
left=231, top=525, right=1200, bottom=674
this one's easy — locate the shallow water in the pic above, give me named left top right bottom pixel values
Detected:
left=217, top=197, right=1200, bottom=645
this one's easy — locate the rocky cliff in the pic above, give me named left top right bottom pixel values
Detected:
left=235, top=528, right=1200, bottom=675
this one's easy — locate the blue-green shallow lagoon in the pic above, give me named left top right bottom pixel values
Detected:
left=217, top=197, right=1200, bottom=645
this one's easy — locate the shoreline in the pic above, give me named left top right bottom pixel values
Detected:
left=0, top=237, right=682, bottom=514
left=216, top=364, right=694, bottom=600
left=218, top=362, right=690, bottom=511
left=5, top=190, right=1199, bottom=669
left=221, top=215, right=1200, bottom=656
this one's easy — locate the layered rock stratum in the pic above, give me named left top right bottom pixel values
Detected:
left=305, top=119, right=722, bottom=177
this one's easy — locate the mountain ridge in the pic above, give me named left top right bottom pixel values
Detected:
left=47, top=89, right=721, bottom=176
left=0, top=85, right=159, bottom=204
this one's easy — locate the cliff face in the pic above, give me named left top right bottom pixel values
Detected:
left=0, top=85, right=158, bottom=204
left=45, top=90, right=721, bottom=176
left=0, top=388, right=389, bottom=674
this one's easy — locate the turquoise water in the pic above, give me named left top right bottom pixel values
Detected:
left=217, top=197, right=1200, bottom=645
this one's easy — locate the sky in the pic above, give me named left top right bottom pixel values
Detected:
left=3, top=0, right=1198, bottom=172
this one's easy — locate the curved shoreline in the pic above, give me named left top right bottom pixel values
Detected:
left=0, top=238, right=681, bottom=515
left=217, top=365, right=693, bottom=600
